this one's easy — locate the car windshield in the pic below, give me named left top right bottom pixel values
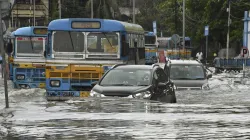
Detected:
left=100, top=69, right=152, bottom=86
left=170, top=65, right=205, bottom=80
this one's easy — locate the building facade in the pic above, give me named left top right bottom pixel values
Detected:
left=9, top=0, right=48, bottom=31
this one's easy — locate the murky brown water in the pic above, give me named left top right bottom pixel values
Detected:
left=1, top=73, right=250, bottom=140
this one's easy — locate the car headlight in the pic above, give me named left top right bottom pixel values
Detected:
left=50, top=80, right=60, bottom=87
left=16, top=74, right=25, bottom=80
left=132, top=91, right=151, bottom=99
left=90, top=90, right=105, bottom=97
left=201, top=83, right=210, bottom=90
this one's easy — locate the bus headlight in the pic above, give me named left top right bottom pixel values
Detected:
left=16, top=74, right=25, bottom=80
left=132, top=91, right=151, bottom=99
left=50, top=80, right=60, bottom=87
left=90, top=90, right=105, bottom=97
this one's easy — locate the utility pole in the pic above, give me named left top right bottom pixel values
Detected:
left=206, top=34, right=208, bottom=65
left=58, top=0, right=61, bottom=19
left=0, top=1, right=9, bottom=108
left=182, top=0, right=185, bottom=50
left=33, top=0, right=35, bottom=26
left=133, top=0, right=135, bottom=23
left=175, top=0, right=177, bottom=33
left=29, top=0, right=32, bottom=26
left=226, top=0, right=231, bottom=59
left=91, top=0, right=93, bottom=18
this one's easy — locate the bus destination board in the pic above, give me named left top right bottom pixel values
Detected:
left=72, top=21, right=101, bottom=29
left=33, top=28, right=47, bottom=35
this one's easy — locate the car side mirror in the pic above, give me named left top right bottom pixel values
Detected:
left=91, top=81, right=98, bottom=87
left=207, top=73, right=212, bottom=79
left=158, top=82, right=166, bottom=87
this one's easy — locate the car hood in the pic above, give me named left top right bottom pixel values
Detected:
left=172, top=79, right=208, bottom=90
left=92, top=85, right=151, bottom=97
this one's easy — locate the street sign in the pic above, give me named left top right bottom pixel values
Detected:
left=204, top=25, right=209, bottom=36
left=153, top=21, right=157, bottom=35
left=241, top=47, right=249, bottom=58
left=171, top=34, right=180, bottom=44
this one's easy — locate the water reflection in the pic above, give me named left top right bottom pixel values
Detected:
left=1, top=73, right=250, bottom=139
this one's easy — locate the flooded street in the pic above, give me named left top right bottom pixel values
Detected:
left=1, top=71, right=250, bottom=139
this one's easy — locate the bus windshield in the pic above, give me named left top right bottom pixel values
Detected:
left=53, top=31, right=85, bottom=52
left=87, top=32, right=119, bottom=54
left=16, top=37, right=44, bottom=54
left=158, top=39, right=170, bottom=48
left=145, top=36, right=156, bottom=45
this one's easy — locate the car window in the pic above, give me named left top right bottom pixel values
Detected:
left=100, top=69, right=152, bottom=86
left=170, top=64, right=205, bottom=80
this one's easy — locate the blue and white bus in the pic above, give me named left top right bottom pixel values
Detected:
left=8, top=26, right=48, bottom=89
left=144, top=31, right=158, bottom=65
left=45, top=18, right=145, bottom=100
left=157, top=36, right=192, bottom=61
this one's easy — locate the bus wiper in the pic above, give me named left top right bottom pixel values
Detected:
left=103, top=32, right=114, bottom=48
left=68, top=31, right=75, bottom=50
left=29, top=36, right=34, bottom=53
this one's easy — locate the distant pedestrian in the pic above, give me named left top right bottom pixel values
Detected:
left=196, top=51, right=203, bottom=62
left=213, top=52, right=217, bottom=57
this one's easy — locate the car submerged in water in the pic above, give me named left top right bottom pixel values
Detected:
left=90, top=64, right=176, bottom=103
left=162, top=60, right=212, bottom=90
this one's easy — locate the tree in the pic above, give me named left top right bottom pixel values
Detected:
left=61, top=0, right=87, bottom=18
left=85, top=0, right=121, bottom=19
left=136, top=0, right=250, bottom=59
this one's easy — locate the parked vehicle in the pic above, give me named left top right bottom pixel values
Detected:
left=163, top=60, right=212, bottom=90
left=6, top=26, right=47, bottom=89
left=90, top=64, right=177, bottom=103
left=144, top=31, right=158, bottom=65
left=45, top=18, right=146, bottom=101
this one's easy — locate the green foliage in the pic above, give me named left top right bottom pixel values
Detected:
left=85, top=0, right=120, bottom=19
left=136, top=0, right=250, bottom=51
left=61, top=0, right=87, bottom=18
left=50, top=0, right=58, bottom=21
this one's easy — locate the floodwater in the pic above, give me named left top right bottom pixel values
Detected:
left=1, top=71, right=250, bottom=140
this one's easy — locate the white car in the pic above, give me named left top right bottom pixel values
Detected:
left=163, top=60, right=212, bottom=90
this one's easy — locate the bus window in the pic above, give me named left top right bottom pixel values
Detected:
left=145, top=36, right=156, bottom=44
left=53, top=31, right=85, bottom=52
left=185, top=40, right=191, bottom=48
left=16, top=37, right=44, bottom=54
left=158, top=40, right=169, bottom=48
left=87, top=32, right=118, bottom=53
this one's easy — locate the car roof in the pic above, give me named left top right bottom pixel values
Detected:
left=114, top=65, right=160, bottom=70
left=168, top=60, right=202, bottom=65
